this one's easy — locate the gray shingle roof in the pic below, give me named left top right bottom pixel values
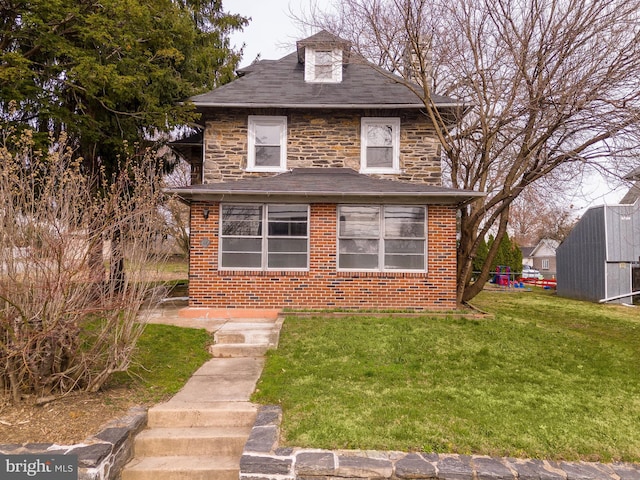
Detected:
left=166, top=168, right=483, bottom=205
left=189, top=31, right=459, bottom=109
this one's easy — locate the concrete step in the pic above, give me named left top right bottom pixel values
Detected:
left=133, top=426, right=251, bottom=457
left=214, top=323, right=278, bottom=345
left=209, top=343, right=270, bottom=358
left=122, top=455, right=239, bottom=480
left=147, top=401, right=257, bottom=428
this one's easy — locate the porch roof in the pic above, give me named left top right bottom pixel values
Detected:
left=166, top=168, right=484, bottom=206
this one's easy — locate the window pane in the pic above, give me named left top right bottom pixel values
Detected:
left=221, top=205, right=262, bottom=236
left=385, top=254, right=424, bottom=270
left=255, top=146, right=281, bottom=167
left=222, top=252, right=262, bottom=268
left=268, top=205, right=308, bottom=236
left=255, top=124, right=282, bottom=145
left=339, top=253, right=379, bottom=269
left=222, top=237, right=262, bottom=252
left=367, top=124, right=393, bottom=146
left=315, top=65, right=332, bottom=79
left=316, top=50, right=333, bottom=64
left=268, top=253, right=307, bottom=269
left=339, top=206, right=380, bottom=237
left=385, top=239, right=424, bottom=254
left=385, top=207, right=425, bottom=237
left=269, top=205, right=307, bottom=220
left=366, top=147, right=393, bottom=168
left=268, top=238, right=307, bottom=253
left=339, top=239, right=379, bottom=254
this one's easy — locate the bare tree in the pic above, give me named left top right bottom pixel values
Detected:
left=297, top=0, right=640, bottom=302
left=508, top=186, right=577, bottom=246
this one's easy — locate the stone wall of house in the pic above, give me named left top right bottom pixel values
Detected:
left=201, top=108, right=442, bottom=185
left=188, top=202, right=458, bottom=310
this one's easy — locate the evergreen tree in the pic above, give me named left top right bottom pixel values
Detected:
left=0, top=0, right=248, bottom=174
left=485, top=233, right=523, bottom=275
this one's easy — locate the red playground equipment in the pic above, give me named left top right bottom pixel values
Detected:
left=493, top=265, right=512, bottom=286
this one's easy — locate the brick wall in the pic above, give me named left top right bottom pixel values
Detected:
left=201, top=109, right=442, bottom=185
left=188, top=202, right=458, bottom=310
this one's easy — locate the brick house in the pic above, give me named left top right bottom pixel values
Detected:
left=168, top=31, right=482, bottom=310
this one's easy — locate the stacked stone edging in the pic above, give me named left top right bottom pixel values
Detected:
left=0, top=406, right=147, bottom=480
left=240, top=405, right=640, bottom=480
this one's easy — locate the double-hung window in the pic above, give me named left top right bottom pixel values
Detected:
left=304, top=48, right=342, bottom=83
left=247, top=116, right=287, bottom=172
left=220, top=204, right=308, bottom=270
left=338, top=205, right=426, bottom=271
left=360, top=117, right=401, bottom=173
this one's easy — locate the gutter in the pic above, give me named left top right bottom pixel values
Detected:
left=188, top=102, right=464, bottom=110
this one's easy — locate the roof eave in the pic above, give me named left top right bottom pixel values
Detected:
left=165, top=188, right=485, bottom=206
left=191, top=102, right=465, bottom=110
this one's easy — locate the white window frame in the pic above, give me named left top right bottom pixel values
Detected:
left=219, top=203, right=309, bottom=271
left=541, top=258, right=550, bottom=270
left=304, top=48, right=343, bottom=83
left=247, top=116, right=287, bottom=172
left=360, top=117, right=401, bottom=174
left=337, top=205, right=427, bottom=272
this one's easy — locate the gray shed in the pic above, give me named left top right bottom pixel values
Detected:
left=556, top=177, right=640, bottom=304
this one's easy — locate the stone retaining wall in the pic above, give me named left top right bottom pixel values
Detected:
left=240, top=405, right=640, bottom=480
left=0, top=406, right=146, bottom=480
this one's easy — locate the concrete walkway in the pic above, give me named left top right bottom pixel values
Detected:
left=121, top=308, right=283, bottom=480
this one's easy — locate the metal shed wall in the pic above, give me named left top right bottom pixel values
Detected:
left=556, top=206, right=606, bottom=301
left=605, top=204, right=640, bottom=262
left=603, top=203, right=640, bottom=303
left=605, top=262, right=633, bottom=303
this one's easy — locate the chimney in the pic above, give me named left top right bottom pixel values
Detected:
left=404, top=35, right=432, bottom=87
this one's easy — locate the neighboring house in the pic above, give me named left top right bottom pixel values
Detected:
left=520, top=246, right=535, bottom=268
left=168, top=31, right=482, bottom=310
left=557, top=169, right=640, bottom=303
left=529, top=239, right=559, bottom=278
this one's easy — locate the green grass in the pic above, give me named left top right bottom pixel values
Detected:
left=252, top=289, right=640, bottom=462
left=108, top=323, right=211, bottom=403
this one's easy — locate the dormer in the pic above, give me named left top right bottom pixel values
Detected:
left=297, top=30, right=351, bottom=84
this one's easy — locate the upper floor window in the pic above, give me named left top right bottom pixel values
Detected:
left=305, top=48, right=342, bottom=83
left=360, top=117, right=401, bottom=173
left=247, top=116, right=287, bottom=172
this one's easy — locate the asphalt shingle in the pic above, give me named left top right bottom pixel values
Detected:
left=166, top=168, right=483, bottom=204
left=189, top=31, right=458, bottom=109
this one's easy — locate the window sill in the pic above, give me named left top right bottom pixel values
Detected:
left=245, top=167, right=289, bottom=173
left=218, top=269, right=310, bottom=276
left=359, top=168, right=402, bottom=175
left=336, top=270, right=428, bottom=277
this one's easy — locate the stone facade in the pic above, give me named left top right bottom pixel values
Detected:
left=201, top=108, right=442, bottom=184
left=188, top=203, right=458, bottom=311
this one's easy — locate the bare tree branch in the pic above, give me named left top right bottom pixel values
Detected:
left=297, top=0, right=640, bottom=302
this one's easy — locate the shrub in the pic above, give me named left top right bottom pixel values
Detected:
left=0, top=129, right=170, bottom=402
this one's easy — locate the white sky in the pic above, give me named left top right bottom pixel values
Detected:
left=226, top=0, right=317, bottom=67
left=223, top=0, right=631, bottom=212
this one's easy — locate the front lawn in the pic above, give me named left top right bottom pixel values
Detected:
left=252, top=289, right=640, bottom=462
